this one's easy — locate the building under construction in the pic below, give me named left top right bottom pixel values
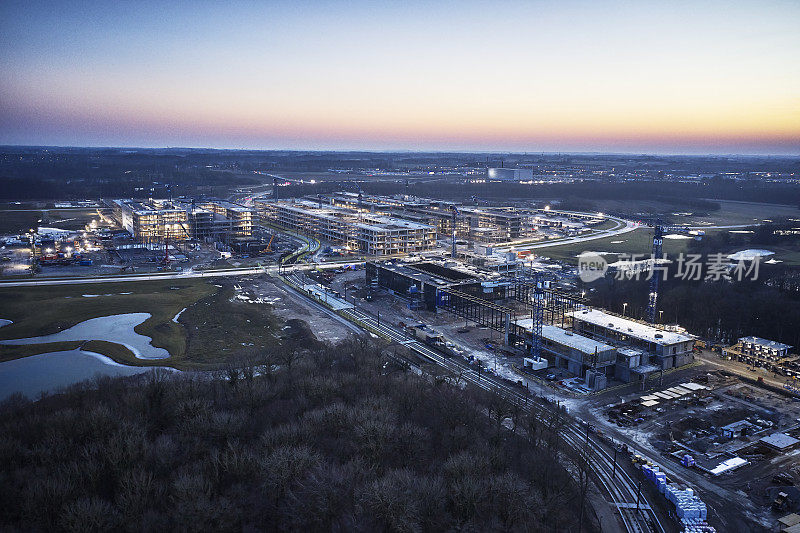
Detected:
left=316, top=192, right=531, bottom=244
left=366, top=258, right=695, bottom=386
left=366, top=259, right=586, bottom=346
left=254, top=199, right=437, bottom=255
left=111, top=198, right=254, bottom=246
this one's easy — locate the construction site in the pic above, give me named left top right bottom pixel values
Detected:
left=5, top=188, right=800, bottom=532
left=269, top=191, right=800, bottom=531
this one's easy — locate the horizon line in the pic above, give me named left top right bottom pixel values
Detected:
left=2, top=143, right=799, bottom=159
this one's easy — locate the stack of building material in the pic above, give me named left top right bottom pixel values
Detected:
left=641, top=463, right=716, bottom=532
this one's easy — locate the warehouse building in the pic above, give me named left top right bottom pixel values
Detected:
left=488, top=167, right=534, bottom=181
left=568, top=309, right=694, bottom=370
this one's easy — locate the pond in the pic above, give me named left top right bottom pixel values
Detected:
left=0, top=313, right=169, bottom=359
left=0, top=349, right=172, bottom=401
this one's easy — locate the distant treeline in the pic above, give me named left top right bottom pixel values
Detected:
left=0, top=338, right=593, bottom=532
left=2, top=146, right=798, bottom=203
left=285, top=180, right=800, bottom=208
left=586, top=261, right=800, bottom=347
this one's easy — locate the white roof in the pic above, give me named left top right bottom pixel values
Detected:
left=739, top=336, right=792, bottom=351
left=569, top=309, right=693, bottom=346
left=710, top=457, right=748, bottom=475
left=680, top=382, right=709, bottom=391
left=727, top=249, right=774, bottom=261
left=517, top=321, right=615, bottom=354
left=760, top=432, right=800, bottom=450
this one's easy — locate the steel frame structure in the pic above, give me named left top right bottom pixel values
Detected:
left=436, top=287, right=512, bottom=332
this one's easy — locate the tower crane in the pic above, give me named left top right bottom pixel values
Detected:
left=638, top=218, right=701, bottom=324
left=450, top=205, right=460, bottom=258
left=529, top=271, right=545, bottom=361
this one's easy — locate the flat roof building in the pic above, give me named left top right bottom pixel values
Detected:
left=254, top=199, right=436, bottom=256
left=568, top=309, right=695, bottom=370
left=514, top=320, right=616, bottom=378
left=111, top=198, right=253, bottom=244
left=488, top=168, right=534, bottom=181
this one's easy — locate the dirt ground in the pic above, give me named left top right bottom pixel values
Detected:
left=245, top=275, right=359, bottom=344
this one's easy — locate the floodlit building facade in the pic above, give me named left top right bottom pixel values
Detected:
left=111, top=198, right=253, bottom=243
left=254, top=199, right=436, bottom=255
left=112, top=199, right=189, bottom=243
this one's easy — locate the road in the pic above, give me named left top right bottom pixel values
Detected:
left=496, top=213, right=638, bottom=251
left=284, top=272, right=670, bottom=533
left=0, top=267, right=271, bottom=287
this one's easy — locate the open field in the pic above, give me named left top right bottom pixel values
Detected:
left=686, top=200, right=800, bottom=226
left=575, top=199, right=800, bottom=227
left=533, top=227, right=697, bottom=263
left=0, top=210, right=41, bottom=235
left=0, top=278, right=290, bottom=369
left=0, top=207, right=107, bottom=235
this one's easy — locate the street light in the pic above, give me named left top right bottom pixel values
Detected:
left=622, top=302, right=628, bottom=317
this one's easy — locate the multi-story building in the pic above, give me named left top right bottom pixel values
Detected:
left=254, top=199, right=437, bottom=255
left=112, top=199, right=189, bottom=243
left=514, top=321, right=617, bottom=378
left=724, top=336, right=792, bottom=370
left=460, top=207, right=526, bottom=242
left=111, top=198, right=253, bottom=243
left=354, top=216, right=436, bottom=255
left=568, top=309, right=695, bottom=370
left=199, top=200, right=254, bottom=239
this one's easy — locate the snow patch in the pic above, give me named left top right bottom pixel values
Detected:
left=0, top=313, right=169, bottom=359
left=172, top=308, right=187, bottom=323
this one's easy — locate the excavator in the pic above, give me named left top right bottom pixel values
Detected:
left=263, top=234, right=275, bottom=254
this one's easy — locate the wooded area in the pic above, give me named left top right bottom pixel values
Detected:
left=0, top=338, right=593, bottom=532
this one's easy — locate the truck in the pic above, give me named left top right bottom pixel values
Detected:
left=773, top=491, right=791, bottom=512
left=406, top=324, right=451, bottom=355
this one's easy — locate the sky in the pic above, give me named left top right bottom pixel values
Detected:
left=1, top=0, right=798, bottom=155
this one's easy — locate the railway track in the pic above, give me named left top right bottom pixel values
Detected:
left=321, top=296, right=668, bottom=533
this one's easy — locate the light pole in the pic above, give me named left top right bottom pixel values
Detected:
left=612, top=446, right=618, bottom=479
left=659, top=310, right=663, bottom=324
left=622, top=302, right=628, bottom=317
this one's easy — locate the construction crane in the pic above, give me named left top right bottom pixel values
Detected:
left=450, top=205, right=460, bottom=258
left=264, top=234, right=275, bottom=253
left=639, top=218, right=701, bottom=324
left=529, top=272, right=545, bottom=361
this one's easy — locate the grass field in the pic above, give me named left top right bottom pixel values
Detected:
left=584, top=199, right=800, bottom=227
left=0, top=207, right=106, bottom=235
left=0, top=210, right=41, bottom=235
left=0, top=279, right=285, bottom=369
left=533, top=228, right=699, bottom=263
